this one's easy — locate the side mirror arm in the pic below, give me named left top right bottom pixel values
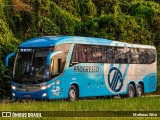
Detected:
left=5, top=52, right=16, bottom=67
left=46, top=51, right=63, bottom=66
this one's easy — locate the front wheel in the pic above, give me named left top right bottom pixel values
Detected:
left=136, top=84, right=143, bottom=97
left=68, top=85, right=77, bottom=101
left=127, top=84, right=135, bottom=98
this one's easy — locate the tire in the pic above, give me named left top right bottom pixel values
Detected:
left=106, top=95, right=114, bottom=99
left=136, top=84, right=143, bottom=97
left=120, top=94, right=127, bottom=99
left=68, top=85, right=77, bottom=101
left=127, top=84, right=135, bottom=98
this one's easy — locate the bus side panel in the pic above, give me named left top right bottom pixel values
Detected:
left=136, top=63, right=157, bottom=93
left=143, top=73, right=157, bottom=93
left=65, top=75, right=96, bottom=97
left=38, top=76, right=67, bottom=99
left=104, top=64, right=131, bottom=95
left=65, top=63, right=112, bottom=97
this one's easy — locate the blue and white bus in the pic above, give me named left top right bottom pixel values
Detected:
left=5, top=36, right=157, bottom=101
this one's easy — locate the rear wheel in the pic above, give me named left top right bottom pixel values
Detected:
left=136, top=84, right=143, bottom=97
left=68, top=85, right=77, bottom=101
left=127, top=84, right=135, bottom=98
left=120, top=94, right=127, bottom=99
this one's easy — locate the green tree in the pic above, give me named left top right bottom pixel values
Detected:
left=0, top=0, right=20, bottom=98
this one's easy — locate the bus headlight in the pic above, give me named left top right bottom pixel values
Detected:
left=41, top=86, right=47, bottom=90
left=40, top=83, right=54, bottom=90
left=12, top=85, right=16, bottom=90
left=42, top=93, right=47, bottom=97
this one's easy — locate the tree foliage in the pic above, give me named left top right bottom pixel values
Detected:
left=0, top=0, right=20, bottom=98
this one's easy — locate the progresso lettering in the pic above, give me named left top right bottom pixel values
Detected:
left=74, top=66, right=99, bottom=72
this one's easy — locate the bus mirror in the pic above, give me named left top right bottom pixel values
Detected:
left=46, top=51, right=63, bottom=66
left=5, top=52, right=16, bottom=67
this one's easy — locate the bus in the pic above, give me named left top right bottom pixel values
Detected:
left=5, top=36, right=157, bottom=101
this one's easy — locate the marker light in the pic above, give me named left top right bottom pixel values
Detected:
left=56, top=80, right=60, bottom=84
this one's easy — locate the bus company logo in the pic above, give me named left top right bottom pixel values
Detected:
left=108, top=67, right=123, bottom=92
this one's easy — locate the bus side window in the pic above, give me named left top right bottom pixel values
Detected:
left=87, top=45, right=93, bottom=62
left=148, top=49, right=156, bottom=64
left=115, top=47, right=126, bottom=63
left=102, top=46, right=106, bottom=62
left=52, top=58, right=59, bottom=75
left=138, top=48, right=147, bottom=64
left=102, top=46, right=113, bottom=63
left=91, top=46, right=102, bottom=63
left=60, top=58, right=66, bottom=72
left=71, top=45, right=79, bottom=63
left=50, top=53, right=66, bottom=78
left=126, top=48, right=133, bottom=64
left=132, top=48, right=140, bottom=64
left=108, top=47, right=114, bottom=63
left=79, top=45, right=87, bottom=63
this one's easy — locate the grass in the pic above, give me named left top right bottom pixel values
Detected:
left=1, top=96, right=160, bottom=119
left=1, top=96, right=160, bottom=111
left=1, top=85, right=160, bottom=120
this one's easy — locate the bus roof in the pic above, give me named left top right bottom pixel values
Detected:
left=19, top=36, right=155, bottom=49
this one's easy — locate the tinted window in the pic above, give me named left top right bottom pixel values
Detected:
left=131, top=48, right=140, bottom=64
left=148, top=49, right=156, bottom=64
left=86, top=45, right=93, bottom=62
left=71, top=44, right=156, bottom=64
left=71, top=44, right=80, bottom=63
left=114, top=47, right=127, bottom=63
left=71, top=44, right=89, bottom=63
left=102, top=46, right=114, bottom=63
left=91, top=46, right=102, bottom=62
left=138, top=49, right=147, bottom=64
left=71, top=44, right=102, bottom=63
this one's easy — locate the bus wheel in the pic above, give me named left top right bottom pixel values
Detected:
left=136, top=84, right=143, bottom=97
left=120, top=94, right=127, bottom=99
left=127, top=84, right=135, bottom=98
left=68, top=85, right=77, bottom=101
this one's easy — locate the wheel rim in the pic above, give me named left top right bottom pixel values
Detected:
left=137, top=87, right=142, bottom=97
left=129, top=86, right=134, bottom=97
left=69, top=89, right=76, bottom=101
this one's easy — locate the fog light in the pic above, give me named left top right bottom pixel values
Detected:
left=12, top=93, right=15, bottom=97
left=42, top=93, right=47, bottom=97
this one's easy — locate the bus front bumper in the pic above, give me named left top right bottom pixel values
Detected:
left=11, top=86, right=62, bottom=100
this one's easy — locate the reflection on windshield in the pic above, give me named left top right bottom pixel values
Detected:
left=13, top=48, right=52, bottom=83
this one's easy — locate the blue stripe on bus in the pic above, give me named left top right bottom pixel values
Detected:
left=118, top=64, right=122, bottom=69
left=123, top=64, right=129, bottom=80
left=110, top=64, right=114, bottom=69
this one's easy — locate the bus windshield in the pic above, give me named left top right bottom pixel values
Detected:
left=13, top=48, right=53, bottom=83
